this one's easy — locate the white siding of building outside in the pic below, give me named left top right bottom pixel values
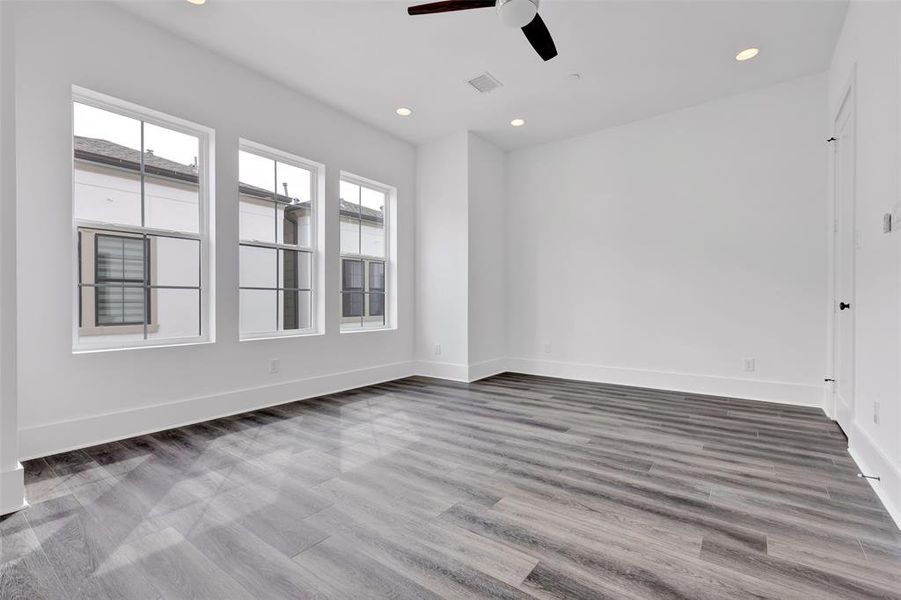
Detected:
left=340, top=215, right=384, bottom=257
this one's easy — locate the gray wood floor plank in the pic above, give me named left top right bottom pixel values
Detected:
left=440, top=500, right=804, bottom=600
left=22, top=495, right=161, bottom=600
left=305, top=504, right=535, bottom=599
left=99, top=527, right=249, bottom=599
left=21, top=458, right=73, bottom=507
left=293, top=534, right=445, bottom=599
left=699, top=535, right=898, bottom=599
left=0, top=544, right=67, bottom=600
left=184, top=518, right=341, bottom=599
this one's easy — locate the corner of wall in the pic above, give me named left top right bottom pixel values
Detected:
left=0, top=463, right=27, bottom=515
left=0, top=1, right=25, bottom=515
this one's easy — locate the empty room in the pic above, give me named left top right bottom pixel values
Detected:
left=1, top=0, right=900, bottom=598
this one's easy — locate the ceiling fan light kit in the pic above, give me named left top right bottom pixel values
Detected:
left=407, top=0, right=557, bottom=61
left=497, top=0, right=538, bottom=28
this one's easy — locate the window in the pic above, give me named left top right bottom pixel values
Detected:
left=340, top=175, right=391, bottom=331
left=73, top=90, right=212, bottom=350
left=94, top=234, right=148, bottom=326
left=238, top=142, right=320, bottom=338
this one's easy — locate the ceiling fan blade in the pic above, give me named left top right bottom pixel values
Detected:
left=408, top=0, right=495, bottom=16
left=521, top=13, right=557, bottom=61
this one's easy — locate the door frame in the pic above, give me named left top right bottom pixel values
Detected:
left=827, top=66, right=857, bottom=425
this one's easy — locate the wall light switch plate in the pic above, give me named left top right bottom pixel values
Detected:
left=743, top=358, right=756, bottom=372
left=269, top=359, right=280, bottom=374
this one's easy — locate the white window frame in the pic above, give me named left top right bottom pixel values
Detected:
left=71, top=86, right=216, bottom=353
left=238, top=139, right=324, bottom=341
left=339, top=171, right=396, bottom=333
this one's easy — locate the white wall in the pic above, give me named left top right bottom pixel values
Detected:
left=12, top=1, right=416, bottom=459
left=415, top=132, right=469, bottom=377
left=506, top=74, right=829, bottom=406
left=467, top=132, right=507, bottom=376
left=828, top=0, right=901, bottom=527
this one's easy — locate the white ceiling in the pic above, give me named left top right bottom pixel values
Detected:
left=119, top=0, right=848, bottom=150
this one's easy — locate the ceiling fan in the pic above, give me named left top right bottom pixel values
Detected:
left=407, top=0, right=558, bottom=62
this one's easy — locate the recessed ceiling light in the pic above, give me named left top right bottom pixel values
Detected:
left=735, top=48, right=759, bottom=61
left=395, top=107, right=412, bottom=117
left=510, top=118, right=526, bottom=127
left=186, top=0, right=206, bottom=4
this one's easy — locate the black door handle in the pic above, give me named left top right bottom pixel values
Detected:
left=839, top=302, right=851, bottom=310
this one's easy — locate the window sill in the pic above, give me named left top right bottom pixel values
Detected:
left=72, top=337, right=213, bottom=355
left=240, top=330, right=324, bottom=342
left=340, top=325, right=397, bottom=335
left=78, top=324, right=161, bottom=336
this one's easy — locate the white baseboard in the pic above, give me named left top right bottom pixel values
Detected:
left=848, top=422, right=901, bottom=531
left=19, top=360, right=416, bottom=461
left=467, top=358, right=509, bottom=382
left=414, top=356, right=823, bottom=407
left=1, top=463, right=27, bottom=516
left=413, top=360, right=470, bottom=382
left=413, top=358, right=509, bottom=383
left=505, top=357, right=824, bottom=408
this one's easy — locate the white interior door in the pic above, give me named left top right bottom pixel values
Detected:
left=833, top=86, right=856, bottom=432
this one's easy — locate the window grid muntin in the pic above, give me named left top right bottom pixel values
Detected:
left=238, top=144, right=317, bottom=337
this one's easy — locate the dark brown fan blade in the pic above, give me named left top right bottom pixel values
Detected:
left=408, top=0, right=495, bottom=16
left=521, top=13, right=557, bottom=61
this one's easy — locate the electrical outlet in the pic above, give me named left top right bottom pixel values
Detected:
left=874, top=401, right=880, bottom=425
left=269, top=359, right=280, bottom=375
left=433, top=344, right=441, bottom=356
left=743, top=358, right=756, bottom=373
left=542, top=342, right=551, bottom=355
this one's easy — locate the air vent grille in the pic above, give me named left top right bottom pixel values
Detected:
left=467, top=72, right=502, bottom=94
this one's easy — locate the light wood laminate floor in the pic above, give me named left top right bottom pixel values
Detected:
left=2, top=373, right=900, bottom=599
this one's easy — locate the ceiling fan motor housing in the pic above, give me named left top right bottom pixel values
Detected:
left=497, top=0, right=539, bottom=28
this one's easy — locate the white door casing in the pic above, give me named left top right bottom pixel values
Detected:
left=832, top=79, right=856, bottom=433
